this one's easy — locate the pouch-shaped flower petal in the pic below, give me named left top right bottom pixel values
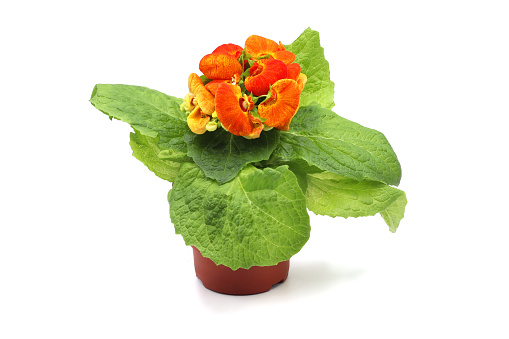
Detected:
left=258, top=79, right=301, bottom=131
left=212, top=43, right=243, bottom=59
left=215, top=83, right=261, bottom=138
left=205, top=79, right=230, bottom=96
left=297, top=73, right=308, bottom=92
left=245, top=35, right=295, bottom=65
left=187, top=106, right=210, bottom=134
left=245, top=59, right=288, bottom=97
left=188, top=73, right=215, bottom=115
left=199, top=53, right=243, bottom=80
left=205, top=73, right=240, bottom=96
left=183, top=93, right=196, bottom=112
left=246, top=115, right=264, bottom=139
left=286, top=63, right=301, bottom=81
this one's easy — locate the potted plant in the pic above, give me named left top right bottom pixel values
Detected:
left=89, top=28, right=407, bottom=295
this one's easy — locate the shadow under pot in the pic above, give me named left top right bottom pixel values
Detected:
left=192, top=246, right=290, bottom=295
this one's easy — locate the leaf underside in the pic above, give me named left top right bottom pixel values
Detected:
left=305, top=171, right=407, bottom=232
left=129, top=131, right=182, bottom=182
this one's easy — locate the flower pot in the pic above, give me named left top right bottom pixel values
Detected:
left=192, top=246, right=290, bottom=295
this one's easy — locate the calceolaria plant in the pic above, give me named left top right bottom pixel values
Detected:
left=90, top=28, right=407, bottom=270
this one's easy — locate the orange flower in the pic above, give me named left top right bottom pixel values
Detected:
left=188, top=73, right=215, bottom=115
left=215, top=83, right=263, bottom=139
left=245, top=35, right=295, bottom=65
left=186, top=35, right=306, bottom=136
left=199, top=53, right=243, bottom=80
left=244, top=59, right=288, bottom=96
left=187, top=106, right=210, bottom=134
left=258, top=79, right=301, bottom=131
left=212, top=43, right=243, bottom=59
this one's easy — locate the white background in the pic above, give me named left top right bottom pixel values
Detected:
left=1, top=1, right=508, bottom=338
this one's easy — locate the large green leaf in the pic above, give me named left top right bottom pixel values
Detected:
left=169, top=163, right=310, bottom=270
left=129, top=131, right=184, bottom=182
left=274, top=105, right=402, bottom=186
left=305, top=172, right=407, bottom=232
left=285, top=28, right=335, bottom=109
left=90, top=84, right=188, bottom=153
left=184, top=128, right=280, bottom=185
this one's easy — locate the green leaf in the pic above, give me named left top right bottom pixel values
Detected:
left=169, top=163, right=310, bottom=270
left=274, top=105, right=402, bottom=186
left=157, top=149, right=191, bottom=162
left=285, top=28, right=335, bottom=109
left=199, top=75, right=212, bottom=86
left=184, top=128, right=280, bottom=185
left=305, top=171, right=407, bottom=232
left=129, top=131, right=184, bottom=182
left=90, top=84, right=188, bottom=153
left=380, top=192, right=407, bottom=233
left=285, top=159, right=323, bottom=193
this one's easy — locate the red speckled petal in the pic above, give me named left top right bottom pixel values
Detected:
left=286, top=63, right=301, bottom=81
left=245, top=35, right=283, bottom=56
left=199, top=53, right=243, bottom=80
left=258, top=79, right=301, bottom=131
left=244, top=59, right=288, bottom=96
left=213, top=43, right=243, bottom=59
left=246, top=115, right=263, bottom=139
left=272, top=50, right=295, bottom=65
left=245, top=35, right=295, bottom=64
left=215, top=83, right=260, bottom=138
left=205, top=79, right=229, bottom=96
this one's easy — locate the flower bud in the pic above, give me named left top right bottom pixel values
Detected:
left=206, top=121, right=218, bottom=132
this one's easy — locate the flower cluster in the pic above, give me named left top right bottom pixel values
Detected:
left=182, top=35, right=307, bottom=139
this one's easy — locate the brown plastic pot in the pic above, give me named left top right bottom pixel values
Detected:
left=192, top=246, right=290, bottom=295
